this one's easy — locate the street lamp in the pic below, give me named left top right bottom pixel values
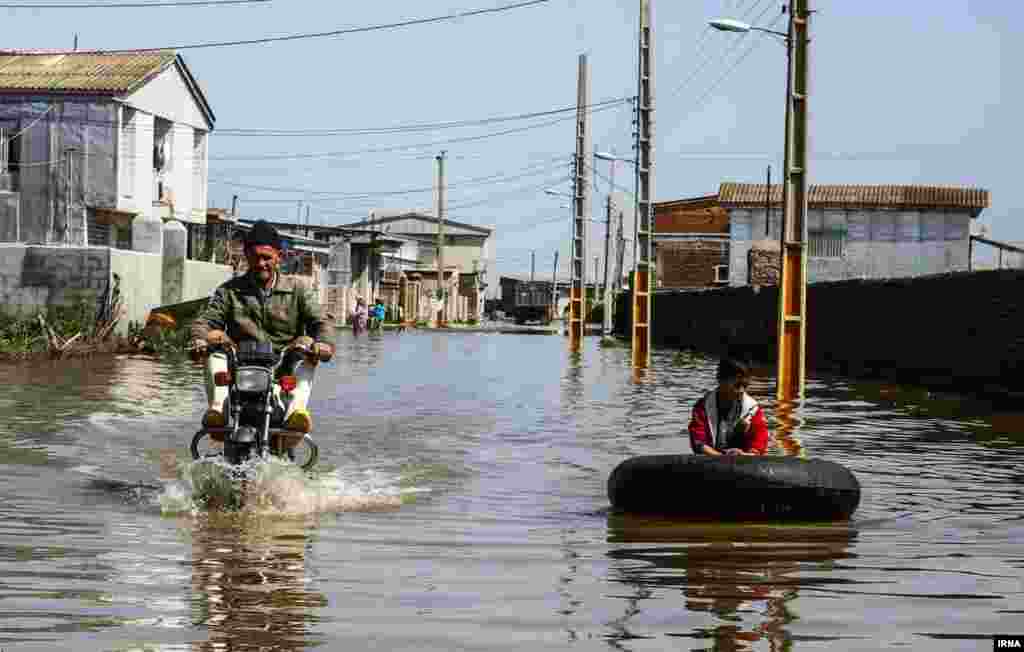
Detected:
left=708, top=17, right=788, bottom=37
left=710, top=4, right=811, bottom=401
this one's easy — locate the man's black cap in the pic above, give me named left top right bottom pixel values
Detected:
left=244, top=220, right=282, bottom=250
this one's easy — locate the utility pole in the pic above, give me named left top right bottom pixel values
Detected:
left=64, top=147, right=74, bottom=245
left=436, top=150, right=447, bottom=325
left=615, top=210, right=626, bottom=291
left=632, top=0, right=655, bottom=367
left=550, top=250, right=559, bottom=322
left=601, top=158, right=616, bottom=337
left=531, top=250, right=535, bottom=282
left=570, top=53, right=591, bottom=352
left=765, top=165, right=772, bottom=237
left=776, top=0, right=811, bottom=400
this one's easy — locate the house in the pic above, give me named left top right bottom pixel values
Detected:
left=338, top=211, right=494, bottom=322
left=0, top=49, right=226, bottom=329
left=653, top=196, right=730, bottom=289
left=653, top=182, right=990, bottom=288
left=0, top=50, right=214, bottom=249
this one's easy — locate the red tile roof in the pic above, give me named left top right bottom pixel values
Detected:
left=719, top=182, right=990, bottom=216
left=0, top=51, right=176, bottom=94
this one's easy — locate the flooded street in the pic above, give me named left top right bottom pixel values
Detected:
left=1, top=332, right=1022, bottom=651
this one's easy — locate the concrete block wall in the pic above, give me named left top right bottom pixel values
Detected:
left=635, top=269, right=1024, bottom=395
left=0, top=245, right=110, bottom=314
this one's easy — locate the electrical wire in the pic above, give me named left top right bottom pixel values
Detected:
left=666, top=0, right=774, bottom=101
left=680, top=10, right=786, bottom=119
left=213, top=156, right=568, bottom=201
left=208, top=100, right=629, bottom=161
left=0, top=0, right=267, bottom=7
left=218, top=97, right=632, bottom=137
left=42, top=0, right=552, bottom=53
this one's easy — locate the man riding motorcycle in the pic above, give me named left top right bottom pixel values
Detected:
left=190, top=220, right=335, bottom=440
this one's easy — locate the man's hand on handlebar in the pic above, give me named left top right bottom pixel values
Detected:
left=188, top=330, right=235, bottom=362
left=288, top=336, right=333, bottom=363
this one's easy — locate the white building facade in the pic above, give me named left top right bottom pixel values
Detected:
left=0, top=51, right=214, bottom=248
left=719, top=183, right=990, bottom=285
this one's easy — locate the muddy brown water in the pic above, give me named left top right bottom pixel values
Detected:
left=0, top=333, right=1021, bottom=651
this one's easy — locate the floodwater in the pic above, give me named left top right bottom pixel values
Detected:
left=0, top=331, right=1021, bottom=651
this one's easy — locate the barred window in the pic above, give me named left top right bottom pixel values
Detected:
left=809, top=230, right=846, bottom=258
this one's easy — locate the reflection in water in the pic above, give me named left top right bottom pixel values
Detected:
left=187, top=513, right=327, bottom=651
left=606, top=513, right=857, bottom=651
left=562, top=350, right=585, bottom=408
left=771, top=400, right=806, bottom=457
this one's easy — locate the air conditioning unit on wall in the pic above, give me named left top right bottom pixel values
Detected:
left=713, top=265, right=729, bottom=284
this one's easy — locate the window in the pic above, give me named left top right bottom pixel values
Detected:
left=809, top=230, right=846, bottom=258
left=0, top=127, right=8, bottom=173
left=713, top=264, right=729, bottom=283
left=0, top=126, right=20, bottom=178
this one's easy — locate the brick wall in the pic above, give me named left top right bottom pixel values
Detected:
left=656, top=240, right=728, bottom=288
left=617, top=269, right=1024, bottom=396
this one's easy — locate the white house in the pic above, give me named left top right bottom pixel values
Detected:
left=0, top=50, right=215, bottom=248
left=718, top=182, right=990, bottom=284
left=0, top=50, right=226, bottom=329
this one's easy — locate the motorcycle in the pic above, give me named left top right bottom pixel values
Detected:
left=191, top=340, right=319, bottom=473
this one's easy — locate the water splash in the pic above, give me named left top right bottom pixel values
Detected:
left=159, top=456, right=417, bottom=516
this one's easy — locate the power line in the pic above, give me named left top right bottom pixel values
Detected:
left=213, top=156, right=567, bottom=200
left=667, top=0, right=775, bottom=101
left=0, top=96, right=630, bottom=137
left=209, top=100, right=628, bottom=161
left=0, top=0, right=267, bottom=7
left=680, top=11, right=786, bottom=119
left=217, top=97, right=632, bottom=137
left=47, top=0, right=552, bottom=53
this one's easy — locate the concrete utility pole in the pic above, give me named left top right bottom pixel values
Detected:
left=570, top=53, right=591, bottom=351
left=531, top=250, right=535, bottom=282
left=601, top=158, right=616, bottom=337
left=776, top=0, right=811, bottom=400
left=436, top=150, right=447, bottom=325
left=64, top=147, right=74, bottom=245
left=550, top=250, right=559, bottom=322
left=632, top=0, right=655, bottom=368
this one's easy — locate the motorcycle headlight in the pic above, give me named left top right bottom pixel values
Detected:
left=235, top=367, right=271, bottom=393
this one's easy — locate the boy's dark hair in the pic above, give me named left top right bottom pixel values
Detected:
left=717, top=355, right=751, bottom=382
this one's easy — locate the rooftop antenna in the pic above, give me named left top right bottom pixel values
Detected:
left=73, top=34, right=78, bottom=51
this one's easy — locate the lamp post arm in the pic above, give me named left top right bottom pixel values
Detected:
left=750, top=26, right=789, bottom=38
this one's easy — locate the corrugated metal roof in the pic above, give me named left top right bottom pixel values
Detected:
left=719, top=182, right=990, bottom=215
left=0, top=51, right=176, bottom=94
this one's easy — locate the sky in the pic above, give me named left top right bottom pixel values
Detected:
left=3, top=0, right=1019, bottom=286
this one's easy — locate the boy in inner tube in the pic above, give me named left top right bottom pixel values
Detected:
left=688, top=356, right=770, bottom=456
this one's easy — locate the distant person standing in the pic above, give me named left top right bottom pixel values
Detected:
left=352, top=297, right=368, bottom=335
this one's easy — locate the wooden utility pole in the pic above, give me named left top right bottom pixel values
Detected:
left=776, top=0, right=811, bottom=400
left=570, top=53, right=591, bottom=351
left=436, top=150, right=447, bottom=325
left=632, top=0, right=655, bottom=367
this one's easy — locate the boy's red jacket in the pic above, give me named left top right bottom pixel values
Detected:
left=688, top=393, right=770, bottom=454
